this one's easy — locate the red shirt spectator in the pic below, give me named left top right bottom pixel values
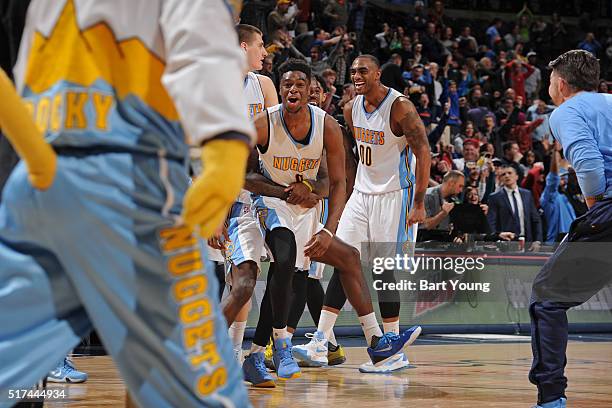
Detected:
left=506, top=60, right=535, bottom=101
left=509, top=113, right=544, bottom=153
left=522, top=165, right=545, bottom=208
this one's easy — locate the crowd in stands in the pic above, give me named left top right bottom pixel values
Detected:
left=241, top=0, right=612, bottom=247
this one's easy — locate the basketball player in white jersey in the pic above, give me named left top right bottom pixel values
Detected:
left=245, top=58, right=421, bottom=381
left=284, top=75, right=356, bottom=367
left=207, top=24, right=278, bottom=366
left=294, top=54, right=430, bottom=372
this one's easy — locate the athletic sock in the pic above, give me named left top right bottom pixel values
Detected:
left=317, top=310, right=338, bottom=340
left=328, top=331, right=338, bottom=347
left=272, top=327, right=290, bottom=340
left=359, top=312, right=383, bottom=347
left=229, top=321, right=247, bottom=350
left=383, top=319, right=400, bottom=335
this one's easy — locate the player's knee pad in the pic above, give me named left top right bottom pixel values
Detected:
left=324, top=270, right=347, bottom=311
left=307, top=278, right=324, bottom=300
left=265, top=227, right=296, bottom=281
left=292, top=269, right=308, bottom=298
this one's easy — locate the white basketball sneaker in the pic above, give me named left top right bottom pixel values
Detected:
left=292, top=331, right=328, bottom=367
left=359, top=352, right=411, bottom=373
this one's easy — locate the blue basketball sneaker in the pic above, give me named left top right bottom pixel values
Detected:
left=46, top=357, right=88, bottom=383
left=273, top=337, right=301, bottom=380
left=367, top=326, right=422, bottom=367
left=534, top=397, right=567, bottom=408
left=242, top=352, right=275, bottom=388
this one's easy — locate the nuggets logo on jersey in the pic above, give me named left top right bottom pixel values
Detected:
left=248, top=103, right=263, bottom=118
left=272, top=156, right=321, bottom=172
left=353, top=126, right=385, bottom=145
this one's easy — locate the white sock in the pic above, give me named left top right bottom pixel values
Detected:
left=359, top=313, right=383, bottom=346
left=328, top=331, right=338, bottom=347
left=272, top=327, right=290, bottom=340
left=317, top=310, right=338, bottom=340
left=250, top=343, right=265, bottom=354
left=228, top=321, right=247, bottom=350
left=383, top=320, right=400, bottom=335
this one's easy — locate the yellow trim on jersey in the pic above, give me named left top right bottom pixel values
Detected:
left=23, top=0, right=179, bottom=121
left=404, top=186, right=412, bottom=234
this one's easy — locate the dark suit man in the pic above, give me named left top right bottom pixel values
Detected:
left=488, top=165, right=542, bottom=249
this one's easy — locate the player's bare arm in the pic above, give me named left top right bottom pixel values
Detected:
left=341, top=99, right=357, bottom=201
left=304, top=114, right=346, bottom=258
left=341, top=125, right=357, bottom=201
left=321, top=114, right=347, bottom=232
left=258, top=74, right=279, bottom=107
left=392, top=97, right=430, bottom=225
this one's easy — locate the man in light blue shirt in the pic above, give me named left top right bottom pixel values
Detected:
left=529, top=50, right=612, bottom=408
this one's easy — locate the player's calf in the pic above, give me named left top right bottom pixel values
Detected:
left=221, top=261, right=257, bottom=325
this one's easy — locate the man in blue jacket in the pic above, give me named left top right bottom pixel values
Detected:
left=540, top=144, right=576, bottom=244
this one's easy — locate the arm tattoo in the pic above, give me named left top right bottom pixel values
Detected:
left=399, top=104, right=430, bottom=205
left=400, top=109, right=428, bottom=150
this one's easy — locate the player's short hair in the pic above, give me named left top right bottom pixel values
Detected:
left=500, top=164, right=517, bottom=175
left=312, top=74, right=329, bottom=93
left=278, top=58, right=312, bottom=81
left=548, top=49, right=600, bottom=92
left=443, top=170, right=465, bottom=183
left=355, top=54, right=380, bottom=68
left=237, top=24, right=262, bottom=44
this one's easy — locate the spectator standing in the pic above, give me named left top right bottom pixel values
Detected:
left=500, top=141, right=525, bottom=182
left=486, top=18, right=503, bottom=49
left=578, top=32, right=602, bottom=56
left=524, top=51, right=542, bottom=99
left=540, top=144, right=576, bottom=243
left=526, top=99, right=554, bottom=160
left=267, top=0, right=298, bottom=34
left=323, top=0, right=348, bottom=30
left=487, top=166, right=542, bottom=248
left=506, top=59, right=535, bottom=101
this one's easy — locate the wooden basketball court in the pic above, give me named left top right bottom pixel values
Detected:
left=42, top=338, right=612, bottom=407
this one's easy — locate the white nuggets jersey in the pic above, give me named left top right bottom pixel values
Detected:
left=352, top=88, right=416, bottom=194
left=245, top=72, right=265, bottom=119
left=236, top=72, right=266, bottom=203
left=259, top=104, right=326, bottom=189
